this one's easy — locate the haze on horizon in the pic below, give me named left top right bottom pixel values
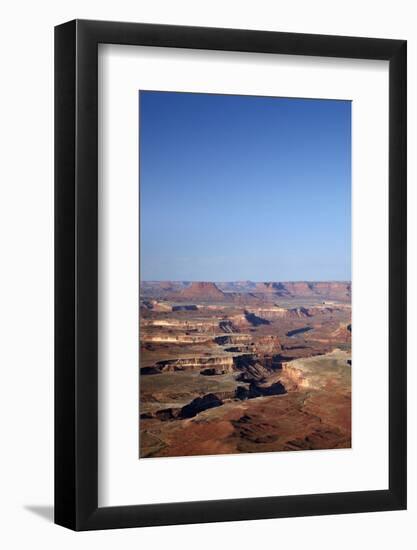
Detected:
left=141, top=278, right=351, bottom=283
left=140, top=91, right=351, bottom=282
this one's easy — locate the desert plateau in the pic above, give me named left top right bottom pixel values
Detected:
left=139, top=280, right=351, bottom=458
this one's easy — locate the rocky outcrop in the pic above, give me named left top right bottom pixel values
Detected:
left=281, top=364, right=310, bottom=389
left=255, top=335, right=282, bottom=353
left=235, top=381, right=286, bottom=400
left=142, top=350, right=282, bottom=377
left=233, top=354, right=271, bottom=382
left=140, top=299, right=172, bottom=312
left=180, top=393, right=223, bottom=418
left=217, top=281, right=257, bottom=292
left=287, top=307, right=314, bottom=319
left=149, top=380, right=287, bottom=422
left=179, top=282, right=227, bottom=301
left=331, top=323, right=352, bottom=341
left=262, top=353, right=286, bottom=370
left=251, top=281, right=351, bottom=301
left=141, top=333, right=212, bottom=344
left=140, top=281, right=187, bottom=299
left=214, top=334, right=251, bottom=346
left=142, top=280, right=351, bottom=302
left=218, top=319, right=239, bottom=333
left=254, top=282, right=281, bottom=293
left=312, top=282, right=351, bottom=300
left=240, top=304, right=350, bottom=322
left=141, top=318, right=218, bottom=330
left=244, top=310, right=271, bottom=326
left=244, top=307, right=288, bottom=320
left=151, top=355, right=235, bottom=373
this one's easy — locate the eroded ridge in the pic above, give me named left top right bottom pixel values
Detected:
left=139, top=281, right=351, bottom=458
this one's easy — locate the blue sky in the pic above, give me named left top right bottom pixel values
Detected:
left=140, top=91, right=351, bottom=282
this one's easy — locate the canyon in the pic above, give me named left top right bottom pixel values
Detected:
left=140, top=281, right=351, bottom=458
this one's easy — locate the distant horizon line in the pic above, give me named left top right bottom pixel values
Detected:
left=141, top=279, right=352, bottom=283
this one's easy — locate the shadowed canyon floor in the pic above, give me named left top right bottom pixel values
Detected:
left=140, top=281, right=351, bottom=458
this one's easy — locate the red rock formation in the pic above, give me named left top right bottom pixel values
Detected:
left=254, top=282, right=279, bottom=293
left=252, top=281, right=351, bottom=301
left=179, top=281, right=227, bottom=301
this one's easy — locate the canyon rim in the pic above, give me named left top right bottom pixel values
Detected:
left=139, top=91, right=351, bottom=458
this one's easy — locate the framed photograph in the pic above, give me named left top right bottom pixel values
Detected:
left=55, top=20, right=406, bottom=530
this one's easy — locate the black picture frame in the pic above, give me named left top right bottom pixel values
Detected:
left=55, top=19, right=407, bottom=531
